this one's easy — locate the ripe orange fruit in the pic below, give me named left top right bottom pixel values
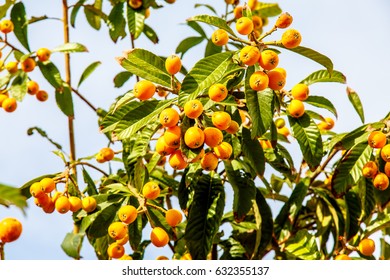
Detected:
left=165, top=54, right=181, bottom=75
left=133, top=80, right=156, bottom=100
left=189, top=148, right=205, bottom=163
left=36, top=90, right=48, bottom=102
left=267, top=70, right=286, bottom=91
left=35, top=193, right=51, bottom=209
left=184, top=99, right=203, bottom=119
left=259, top=139, right=272, bottom=149
left=5, top=61, right=18, bottom=74
left=51, top=191, right=63, bottom=204
left=116, top=234, right=129, bottom=246
left=165, top=209, right=183, bottom=227
left=118, top=205, right=138, bottom=224
left=239, top=45, right=260, bottom=66
left=385, top=162, right=390, bottom=177
left=82, top=196, right=97, bottom=212
left=184, top=126, right=205, bottom=149
left=0, top=19, right=14, bottom=33
left=27, top=80, right=40, bottom=95
left=21, top=57, right=36, bottom=72
left=200, top=152, right=219, bottom=171
left=169, top=149, right=188, bottom=170
left=95, top=152, right=106, bottom=163
left=163, top=125, right=181, bottom=148
left=0, top=94, right=8, bottom=106
left=278, top=126, right=290, bottom=137
left=281, top=29, right=302, bottom=49
left=211, top=29, right=229, bottom=46
left=212, top=111, right=232, bottom=130
left=208, top=83, right=228, bottom=102
left=156, top=255, right=169, bottom=260
left=273, top=67, right=287, bottom=78
left=381, top=144, right=390, bottom=162
left=362, top=161, right=378, bottom=179
left=252, top=15, right=263, bottom=30
left=368, top=131, right=387, bottom=149
left=248, top=0, right=258, bottom=10
left=275, top=12, right=293, bottom=29
left=236, top=17, right=254, bottom=35
left=0, top=217, right=22, bottom=243
left=233, top=6, right=243, bottom=19
left=99, top=147, right=115, bottom=161
left=249, top=71, right=269, bottom=91
left=107, top=242, right=125, bottom=259
left=318, top=117, right=335, bottom=131
left=142, top=181, right=161, bottom=200
left=40, top=177, right=56, bottom=193
left=108, top=222, right=128, bottom=240
left=68, top=196, right=82, bottom=212
left=145, top=8, right=151, bottom=19
left=291, top=83, right=309, bottom=101
left=30, top=182, right=45, bottom=198
left=155, top=136, right=176, bottom=156
left=204, top=127, right=223, bottom=148
left=373, top=172, right=389, bottom=190
left=36, top=48, right=51, bottom=62
left=128, top=0, right=143, bottom=9
left=259, top=50, right=279, bottom=71
left=55, top=196, right=71, bottom=214
left=288, top=99, right=305, bottom=118
left=150, top=227, right=169, bottom=247
left=334, top=254, right=351, bottom=260
left=159, top=107, right=180, bottom=127
left=358, top=238, right=375, bottom=256
left=213, top=141, right=233, bottom=160
left=2, top=97, right=17, bottom=112
left=225, top=120, right=240, bottom=134
left=42, top=199, right=55, bottom=214
left=157, top=88, right=168, bottom=97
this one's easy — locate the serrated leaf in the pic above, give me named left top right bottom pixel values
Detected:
left=175, top=36, right=204, bottom=57
left=305, top=95, right=338, bottom=118
left=117, top=48, right=172, bottom=87
left=300, top=69, right=346, bottom=86
left=9, top=71, right=28, bottom=101
left=10, top=2, right=30, bottom=51
left=185, top=173, right=225, bottom=259
left=332, top=143, right=373, bottom=197
left=220, top=238, right=247, bottom=260
left=143, top=24, right=159, bottom=44
left=288, top=113, right=323, bottom=170
left=127, top=4, right=145, bottom=39
left=285, top=229, right=320, bottom=260
left=56, top=85, right=74, bottom=117
left=0, top=183, right=27, bottom=212
left=257, top=2, right=282, bottom=17
left=347, top=86, right=364, bottom=123
left=84, top=0, right=103, bottom=30
left=61, top=232, right=84, bottom=259
left=78, top=61, right=101, bottom=88
left=187, top=14, right=235, bottom=36
left=108, top=2, right=126, bottom=42
left=345, top=190, right=361, bottom=240
left=51, top=42, right=88, bottom=53
left=241, top=127, right=265, bottom=177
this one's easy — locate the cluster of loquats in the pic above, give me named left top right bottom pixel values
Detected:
left=362, top=130, right=390, bottom=191
left=95, top=147, right=116, bottom=163
left=0, top=18, right=52, bottom=113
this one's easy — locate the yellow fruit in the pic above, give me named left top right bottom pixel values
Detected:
left=2, top=97, right=17, bottom=113
left=278, top=126, right=290, bottom=137
left=208, top=83, right=228, bottom=102
left=184, top=126, right=205, bottom=149
left=281, top=29, right=302, bottom=49
left=317, top=117, right=335, bottom=131
left=116, top=234, right=129, bottom=246
left=334, top=254, right=351, bottom=260
left=145, top=8, right=150, bottom=19
left=213, top=141, right=233, bottom=160
left=0, top=94, right=8, bottom=106
left=273, top=67, right=287, bottom=78
left=128, top=0, right=143, bottom=9
left=55, top=196, right=71, bottom=214
left=385, top=162, right=390, bottom=177
left=249, top=71, right=269, bottom=91
left=275, top=12, right=293, bottom=29
left=133, top=80, right=156, bottom=100
left=107, top=243, right=125, bottom=259
left=150, top=227, right=169, bottom=247
left=184, top=99, right=203, bottom=119
left=159, top=107, right=180, bottom=127
left=259, top=139, right=272, bottom=149
left=42, top=200, right=55, bottom=214
left=34, top=194, right=51, bottom=209
left=252, top=15, right=263, bottom=30
left=225, top=120, right=240, bottom=134
left=267, top=70, right=286, bottom=91
left=204, top=127, right=223, bottom=148
left=27, top=81, right=40, bottom=95
left=212, top=111, right=232, bottom=130
left=169, top=150, right=188, bottom=170
left=239, top=45, right=260, bottom=66
left=200, top=152, right=219, bottom=171
left=288, top=99, right=305, bottom=118
left=155, top=136, right=176, bottom=156
left=82, top=196, right=97, bottom=212
left=248, top=0, right=258, bottom=10
left=119, top=254, right=133, bottom=260
left=40, top=177, right=56, bottom=193
left=21, top=57, right=36, bottom=72
left=381, top=144, right=390, bottom=162
left=118, top=205, right=138, bottom=224
left=362, top=161, right=378, bottom=179
left=291, top=83, right=309, bottom=101
left=358, top=238, right=375, bottom=256
left=180, top=253, right=192, bottom=260
left=259, top=50, right=279, bottom=71
left=108, top=222, right=128, bottom=240
left=36, top=48, right=51, bottom=62
left=165, top=54, right=181, bottom=75
left=165, top=209, right=183, bottom=227
left=100, top=147, right=115, bottom=161
left=5, top=61, right=18, bottom=74
left=0, top=19, right=14, bottom=33
left=156, top=255, right=169, bottom=260
left=30, top=182, right=45, bottom=198
left=373, top=172, right=389, bottom=191
left=142, top=181, right=160, bottom=200
left=163, top=125, right=181, bottom=149
left=68, top=196, right=82, bottom=212
left=36, top=90, right=49, bottom=102
left=275, top=118, right=285, bottom=129
left=233, top=6, right=243, bottom=19
left=236, top=17, right=254, bottom=35
left=0, top=218, right=22, bottom=243
left=368, top=131, right=387, bottom=149
left=212, top=29, right=229, bottom=46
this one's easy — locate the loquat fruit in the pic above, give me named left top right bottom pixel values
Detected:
left=68, top=196, right=83, bottom=212
left=200, top=152, right=219, bottom=171
left=208, top=83, right=228, bottom=102
left=82, top=196, right=97, bottom=212
left=252, top=16, right=263, bottom=30
left=163, top=125, right=181, bottom=149
left=239, top=45, right=260, bottom=66
left=118, top=205, right=138, bottom=224
left=259, top=50, right=279, bottom=71
left=281, top=29, right=302, bottom=49
left=150, top=227, right=169, bottom=247
left=142, top=181, right=160, bottom=200
left=0, top=217, right=22, bottom=243
left=169, top=149, right=188, bottom=170
left=36, top=48, right=51, bottom=62
left=236, top=17, right=254, bottom=35
left=204, top=127, right=223, bottom=148
left=275, top=12, right=293, bottom=29
left=107, top=242, right=125, bottom=259
left=368, top=131, right=387, bottom=149
left=128, top=0, right=143, bottom=9
left=211, top=29, right=229, bottom=46
left=317, top=117, right=335, bottom=131
left=2, top=97, right=17, bottom=113
left=288, top=99, right=305, bottom=118
left=212, top=111, right=232, bottom=130
left=213, top=141, right=233, bottom=160
left=225, top=120, right=240, bottom=134
left=5, top=61, right=18, bottom=74
left=267, top=69, right=286, bottom=91
left=291, top=83, right=309, bottom=101
left=165, top=209, right=183, bottom=227
left=358, top=238, right=375, bottom=256
left=249, top=71, right=269, bottom=91
left=165, top=54, right=181, bottom=75
left=133, top=80, right=156, bottom=100
left=373, top=172, right=389, bottom=191
left=155, top=136, right=176, bottom=156
left=108, top=222, right=128, bottom=240
left=362, top=161, right=378, bottom=179
left=381, top=144, right=390, bottom=162
left=0, top=19, right=14, bottom=34
left=184, top=126, right=205, bottom=149
left=184, top=99, right=203, bottom=119
left=36, top=90, right=48, bottom=102
left=40, top=177, right=56, bottom=193
left=21, top=57, right=36, bottom=72
left=159, top=107, right=180, bottom=127
left=27, top=80, right=39, bottom=95
left=55, top=196, right=71, bottom=214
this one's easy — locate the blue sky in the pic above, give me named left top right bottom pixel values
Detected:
left=1, top=0, right=390, bottom=259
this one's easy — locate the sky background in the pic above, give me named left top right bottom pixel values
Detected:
left=1, top=0, right=390, bottom=260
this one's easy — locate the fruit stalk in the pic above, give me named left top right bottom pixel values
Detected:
left=0, top=242, right=4, bottom=260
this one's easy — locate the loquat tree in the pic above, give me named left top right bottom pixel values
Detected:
left=1, top=0, right=390, bottom=261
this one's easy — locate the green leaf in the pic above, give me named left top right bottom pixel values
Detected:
left=373, top=179, right=390, bottom=211
left=0, top=183, right=27, bottom=212
left=345, top=190, right=362, bottom=240
left=84, top=203, right=121, bottom=238
left=84, top=0, right=103, bottom=30
left=205, top=39, right=222, bottom=57
left=300, top=69, right=346, bottom=86
left=0, top=73, right=11, bottom=88
left=360, top=178, right=376, bottom=221
left=284, top=229, right=320, bottom=260
left=10, top=2, right=30, bottom=51
left=61, top=232, right=84, bottom=259
left=70, top=0, right=87, bottom=27
left=179, top=51, right=242, bottom=106
left=194, top=4, right=217, bottom=15
left=347, top=86, right=365, bottom=123
left=56, top=85, right=74, bottom=117
left=187, top=21, right=207, bottom=38
left=143, top=24, right=159, bottom=44
left=175, top=36, right=204, bottom=57
left=257, top=2, right=282, bottom=17
left=82, top=168, right=98, bottom=196
left=19, top=173, right=60, bottom=199
left=220, top=237, right=247, bottom=260
left=117, top=48, right=172, bottom=87
left=241, top=127, right=265, bottom=177
left=187, top=15, right=235, bottom=36
left=38, top=61, right=63, bottom=89
left=305, top=95, right=338, bottom=118
left=108, top=2, right=126, bottom=42
left=364, top=214, right=390, bottom=238
left=288, top=113, right=323, bottom=170
left=254, top=188, right=273, bottom=257
left=9, top=71, right=28, bottom=101
left=332, top=143, right=373, bottom=197
left=113, top=71, right=132, bottom=88
left=51, top=42, right=88, bottom=53
left=185, top=173, right=225, bottom=259
left=77, top=61, right=101, bottom=88
left=0, top=0, right=14, bottom=20
left=126, top=3, right=145, bottom=39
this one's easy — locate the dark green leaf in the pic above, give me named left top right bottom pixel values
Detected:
left=78, top=61, right=101, bottom=88
left=87, top=203, right=120, bottom=238
left=126, top=3, right=144, bottom=39
left=305, top=95, right=338, bottom=118
left=113, top=71, right=132, bottom=88
left=187, top=14, right=235, bottom=36
left=84, top=0, right=104, bottom=30
left=241, top=127, right=265, bottom=177
left=70, top=0, right=87, bottom=27
left=175, top=36, right=204, bottom=57
left=108, top=2, right=126, bottom=42
left=10, top=2, right=30, bottom=51
left=55, top=85, right=74, bottom=117
left=347, top=86, right=365, bottom=123
left=82, top=168, right=98, bottom=196
left=143, top=24, right=159, bottom=44
left=61, top=232, right=84, bottom=259
left=345, top=190, right=361, bottom=240
left=205, top=39, right=222, bottom=57
left=187, top=21, right=207, bottom=38
left=254, top=188, right=273, bottom=257
left=38, top=61, right=63, bottom=89
left=300, top=69, right=346, bottom=86
left=284, top=230, right=320, bottom=260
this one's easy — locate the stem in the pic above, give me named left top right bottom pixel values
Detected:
left=71, top=87, right=97, bottom=112
left=228, top=35, right=251, bottom=46
left=71, top=161, right=109, bottom=177
left=130, top=33, right=139, bottom=82
left=0, top=242, right=4, bottom=260
left=310, top=149, right=339, bottom=184
left=257, top=26, right=277, bottom=42
left=145, top=202, right=167, bottom=213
